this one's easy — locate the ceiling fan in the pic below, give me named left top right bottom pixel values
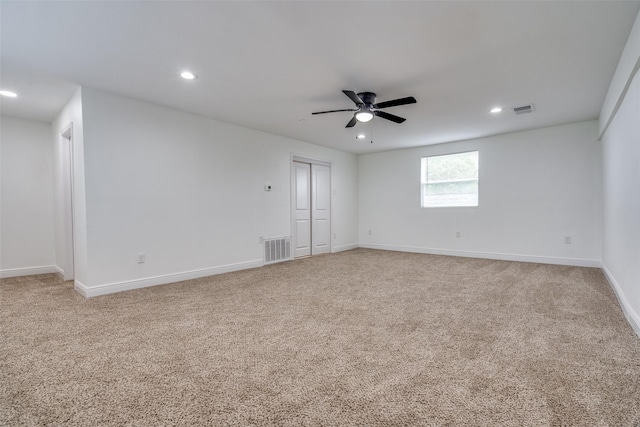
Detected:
left=312, top=90, right=417, bottom=128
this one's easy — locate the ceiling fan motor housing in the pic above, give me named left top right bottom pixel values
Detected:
left=358, top=92, right=377, bottom=106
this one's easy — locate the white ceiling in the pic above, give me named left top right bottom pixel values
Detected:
left=1, top=1, right=638, bottom=154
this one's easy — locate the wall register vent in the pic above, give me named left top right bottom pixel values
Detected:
left=264, top=236, right=292, bottom=264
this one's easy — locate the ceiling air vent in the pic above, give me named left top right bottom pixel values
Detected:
left=513, top=104, right=535, bottom=115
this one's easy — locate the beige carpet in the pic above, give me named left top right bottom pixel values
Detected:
left=2, top=248, right=640, bottom=426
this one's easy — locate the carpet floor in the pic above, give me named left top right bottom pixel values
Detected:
left=1, top=248, right=640, bottom=426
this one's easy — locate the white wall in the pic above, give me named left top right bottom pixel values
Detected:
left=359, top=121, right=602, bottom=266
left=51, top=88, right=88, bottom=283
left=600, top=10, right=640, bottom=337
left=0, top=115, right=55, bottom=276
left=78, top=87, right=358, bottom=295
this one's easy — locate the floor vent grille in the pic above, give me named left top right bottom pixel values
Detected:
left=264, top=237, right=291, bottom=265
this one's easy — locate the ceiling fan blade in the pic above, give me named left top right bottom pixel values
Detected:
left=345, top=116, right=358, bottom=128
left=373, top=96, right=417, bottom=109
left=374, top=110, right=406, bottom=123
left=342, top=90, right=364, bottom=105
left=312, top=108, right=357, bottom=115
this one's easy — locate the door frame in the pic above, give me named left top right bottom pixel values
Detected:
left=290, top=154, right=332, bottom=257
left=60, top=123, right=75, bottom=281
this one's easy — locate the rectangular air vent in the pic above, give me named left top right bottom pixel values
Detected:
left=513, top=104, right=535, bottom=115
left=264, top=236, right=291, bottom=265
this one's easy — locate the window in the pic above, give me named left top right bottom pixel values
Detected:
left=421, top=151, right=479, bottom=208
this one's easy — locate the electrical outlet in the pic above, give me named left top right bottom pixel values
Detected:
left=456, top=231, right=461, bottom=238
left=137, top=253, right=145, bottom=264
left=333, top=232, right=336, bottom=239
left=368, top=230, right=372, bottom=235
left=564, top=236, right=572, bottom=244
left=258, top=236, right=264, bottom=244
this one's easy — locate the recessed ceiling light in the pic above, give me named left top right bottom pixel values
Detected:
left=0, top=90, right=18, bottom=98
left=180, top=71, right=197, bottom=80
left=490, top=107, right=502, bottom=113
left=356, top=134, right=366, bottom=139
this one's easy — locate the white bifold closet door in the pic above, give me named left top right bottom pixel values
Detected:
left=311, top=163, right=331, bottom=255
left=293, top=161, right=312, bottom=258
left=292, top=161, right=331, bottom=258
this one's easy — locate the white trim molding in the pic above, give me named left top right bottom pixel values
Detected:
left=599, top=56, right=640, bottom=139
left=291, top=153, right=332, bottom=167
left=359, top=243, right=601, bottom=268
left=599, top=11, right=640, bottom=139
left=74, top=259, right=263, bottom=298
left=332, top=243, right=359, bottom=253
left=601, top=263, right=640, bottom=339
left=0, top=265, right=58, bottom=278
left=73, top=280, right=90, bottom=298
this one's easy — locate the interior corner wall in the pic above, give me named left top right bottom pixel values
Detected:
left=0, top=115, right=55, bottom=276
left=78, top=87, right=358, bottom=295
left=51, top=88, right=88, bottom=284
left=359, top=120, right=602, bottom=267
left=599, top=9, right=640, bottom=337
left=599, top=9, right=640, bottom=138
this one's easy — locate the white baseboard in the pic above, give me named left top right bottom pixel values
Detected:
left=601, top=263, right=640, bottom=339
left=358, top=243, right=601, bottom=268
left=332, top=243, right=359, bottom=253
left=74, top=259, right=264, bottom=298
left=73, top=280, right=90, bottom=298
left=0, top=265, right=57, bottom=278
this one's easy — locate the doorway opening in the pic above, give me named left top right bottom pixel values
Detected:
left=291, top=156, right=331, bottom=258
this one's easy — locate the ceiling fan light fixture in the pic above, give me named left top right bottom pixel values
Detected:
left=355, top=110, right=374, bottom=122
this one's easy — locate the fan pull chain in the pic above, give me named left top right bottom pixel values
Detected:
left=370, top=119, right=374, bottom=144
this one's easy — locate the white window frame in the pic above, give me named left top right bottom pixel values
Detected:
left=421, top=150, right=479, bottom=208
